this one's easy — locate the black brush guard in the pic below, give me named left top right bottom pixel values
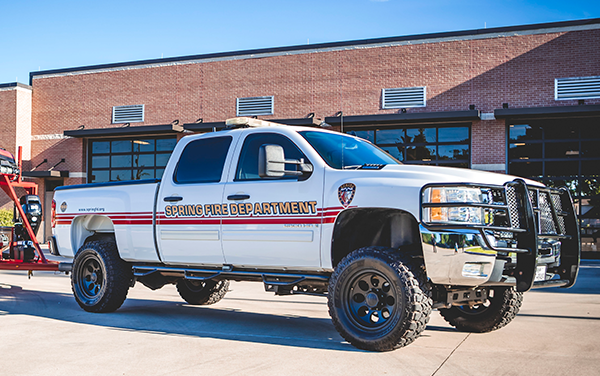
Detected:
left=421, top=179, right=580, bottom=292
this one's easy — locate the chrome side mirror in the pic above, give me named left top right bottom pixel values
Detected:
left=259, top=144, right=313, bottom=178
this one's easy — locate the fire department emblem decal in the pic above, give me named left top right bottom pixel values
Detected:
left=338, top=183, right=356, bottom=208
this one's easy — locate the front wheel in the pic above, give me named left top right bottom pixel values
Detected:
left=439, top=286, right=523, bottom=333
left=71, top=239, right=132, bottom=313
left=328, top=247, right=432, bottom=351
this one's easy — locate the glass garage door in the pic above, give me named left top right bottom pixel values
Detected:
left=348, top=123, right=471, bottom=168
left=508, top=118, right=600, bottom=252
left=88, top=137, right=177, bottom=183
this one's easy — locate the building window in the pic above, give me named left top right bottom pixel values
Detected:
left=348, top=124, right=470, bottom=168
left=88, top=136, right=177, bottom=183
left=112, top=104, right=145, bottom=123
left=508, top=118, right=600, bottom=248
left=236, top=96, right=274, bottom=116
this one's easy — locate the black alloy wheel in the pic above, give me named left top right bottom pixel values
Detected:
left=71, top=239, right=132, bottom=313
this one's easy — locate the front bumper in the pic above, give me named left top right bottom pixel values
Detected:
left=420, top=179, right=580, bottom=292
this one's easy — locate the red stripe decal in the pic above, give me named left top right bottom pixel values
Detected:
left=55, top=206, right=353, bottom=226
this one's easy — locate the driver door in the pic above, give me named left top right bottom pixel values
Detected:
left=222, top=131, right=323, bottom=268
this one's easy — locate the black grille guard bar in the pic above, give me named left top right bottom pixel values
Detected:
left=420, top=179, right=580, bottom=292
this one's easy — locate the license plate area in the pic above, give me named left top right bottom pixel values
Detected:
left=534, top=265, right=547, bottom=282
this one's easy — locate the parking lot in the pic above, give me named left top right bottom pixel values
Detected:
left=1, top=260, right=599, bottom=376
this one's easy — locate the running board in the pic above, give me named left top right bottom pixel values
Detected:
left=132, top=265, right=330, bottom=286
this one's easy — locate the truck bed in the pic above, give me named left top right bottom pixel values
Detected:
left=53, top=179, right=160, bottom=261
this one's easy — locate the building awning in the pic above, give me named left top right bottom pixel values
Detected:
left=182, top=121, right=227, bottom=132
left=494, top=104, right=600, bottom=120
left=183, top=117, right=322, bottom=132
left=64, top=123, right=184, bottom=138
left=323, top=110, right=480, bottom=128
left=22, top=170, right=69, bottom=178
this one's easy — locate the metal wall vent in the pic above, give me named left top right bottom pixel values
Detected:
left=236, top=96, right=274, bottom=116
left=112, top=104, right=145, bottom=123
left=555, top=76, right=600, bottom=100
left=382, top=87, right=426, bottom=109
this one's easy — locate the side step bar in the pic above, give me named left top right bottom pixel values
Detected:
left=132, top=265, right=330, bottom=286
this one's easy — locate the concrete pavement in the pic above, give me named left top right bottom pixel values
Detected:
left=1, top=261, right=599, bottom=376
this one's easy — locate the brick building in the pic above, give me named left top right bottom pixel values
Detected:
left=1, top=18, right=599, bottom=250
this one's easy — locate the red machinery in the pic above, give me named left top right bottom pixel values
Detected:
left=0, top=147, right=60, bottom=272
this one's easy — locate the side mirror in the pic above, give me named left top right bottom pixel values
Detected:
left=259, top=144, right=313, bottom=178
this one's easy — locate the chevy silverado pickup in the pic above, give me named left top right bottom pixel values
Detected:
left=51, top=117, right=580, bottom=351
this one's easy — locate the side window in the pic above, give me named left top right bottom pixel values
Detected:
left=236, top=133, right=306, bottom=181
left=175, top=136, right=232, bottom=184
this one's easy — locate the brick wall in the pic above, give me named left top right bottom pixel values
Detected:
left=0, top=88, right=17, bottom=156
left=30, top=27, right=600, bottom=175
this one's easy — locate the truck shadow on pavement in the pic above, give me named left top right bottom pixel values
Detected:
left=0, top=284, right=361, bottom=352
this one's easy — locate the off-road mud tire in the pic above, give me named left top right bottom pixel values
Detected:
left=176, top=279, right=230, bottom=305
left=328, top=246, right=432, bottom=351
left=71, top=239, right=132, bottom=313
left=439, top=286, right=523, bottom=333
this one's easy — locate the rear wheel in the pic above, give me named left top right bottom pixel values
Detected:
left=439, top=286, right=523, bottom=332
left=176, top=279, right=229, bottom=305
left=71, top=239, right=132, bottom=313
left=328, top=246, right=432, bottom=351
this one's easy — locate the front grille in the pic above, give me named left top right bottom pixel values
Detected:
left=551, top=193, right=566, bottom=234
left=506, top=186, right=521, bottom=229
left=538, top=191, right=557, bottom=234
left=505, top=184, right=568, bottom=236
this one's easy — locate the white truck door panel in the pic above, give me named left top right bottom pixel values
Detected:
left=222, top=132, right=323, bottom=268
left=156, top=135, right=234, bottom=265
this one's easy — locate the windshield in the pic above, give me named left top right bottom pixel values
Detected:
left=299, top=131, right=400, bottom=169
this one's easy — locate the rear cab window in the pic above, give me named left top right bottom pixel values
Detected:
left=175, top=136, right=233, bottom=184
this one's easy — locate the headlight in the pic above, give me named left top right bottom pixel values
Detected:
left=422, top=186, right=506, bottom=226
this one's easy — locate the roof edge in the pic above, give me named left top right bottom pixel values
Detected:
left=0, top=82, right=32, bottom=90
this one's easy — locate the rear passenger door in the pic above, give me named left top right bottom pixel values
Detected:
left=156, top=135, right=234, bottom=265
left=222, top=131, right=323, bottom=268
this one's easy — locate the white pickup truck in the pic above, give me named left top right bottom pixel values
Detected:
left=51, top=117, right=580, bottom=351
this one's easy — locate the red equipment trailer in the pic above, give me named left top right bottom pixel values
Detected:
left=0, top=147, right=61, bottom=272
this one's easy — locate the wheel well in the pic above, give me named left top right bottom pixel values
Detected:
left=71, top=215, right=115, bottom=255
left=331, top=208, right=422, bottom=267
left=83, top=232, right=116, bottom=245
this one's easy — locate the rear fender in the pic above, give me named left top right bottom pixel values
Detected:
left=71, top=215, right=114, bottom=255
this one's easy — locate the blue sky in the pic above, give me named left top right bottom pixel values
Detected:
left=1, top=0, right=599, bottom=84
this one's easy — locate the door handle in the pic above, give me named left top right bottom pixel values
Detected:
left=227, top=194, right=250, bottom=201
left=164, top=196, right=183, bottom=202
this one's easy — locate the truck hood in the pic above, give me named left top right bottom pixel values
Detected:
left=380, top=164, right=544, bottom=187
